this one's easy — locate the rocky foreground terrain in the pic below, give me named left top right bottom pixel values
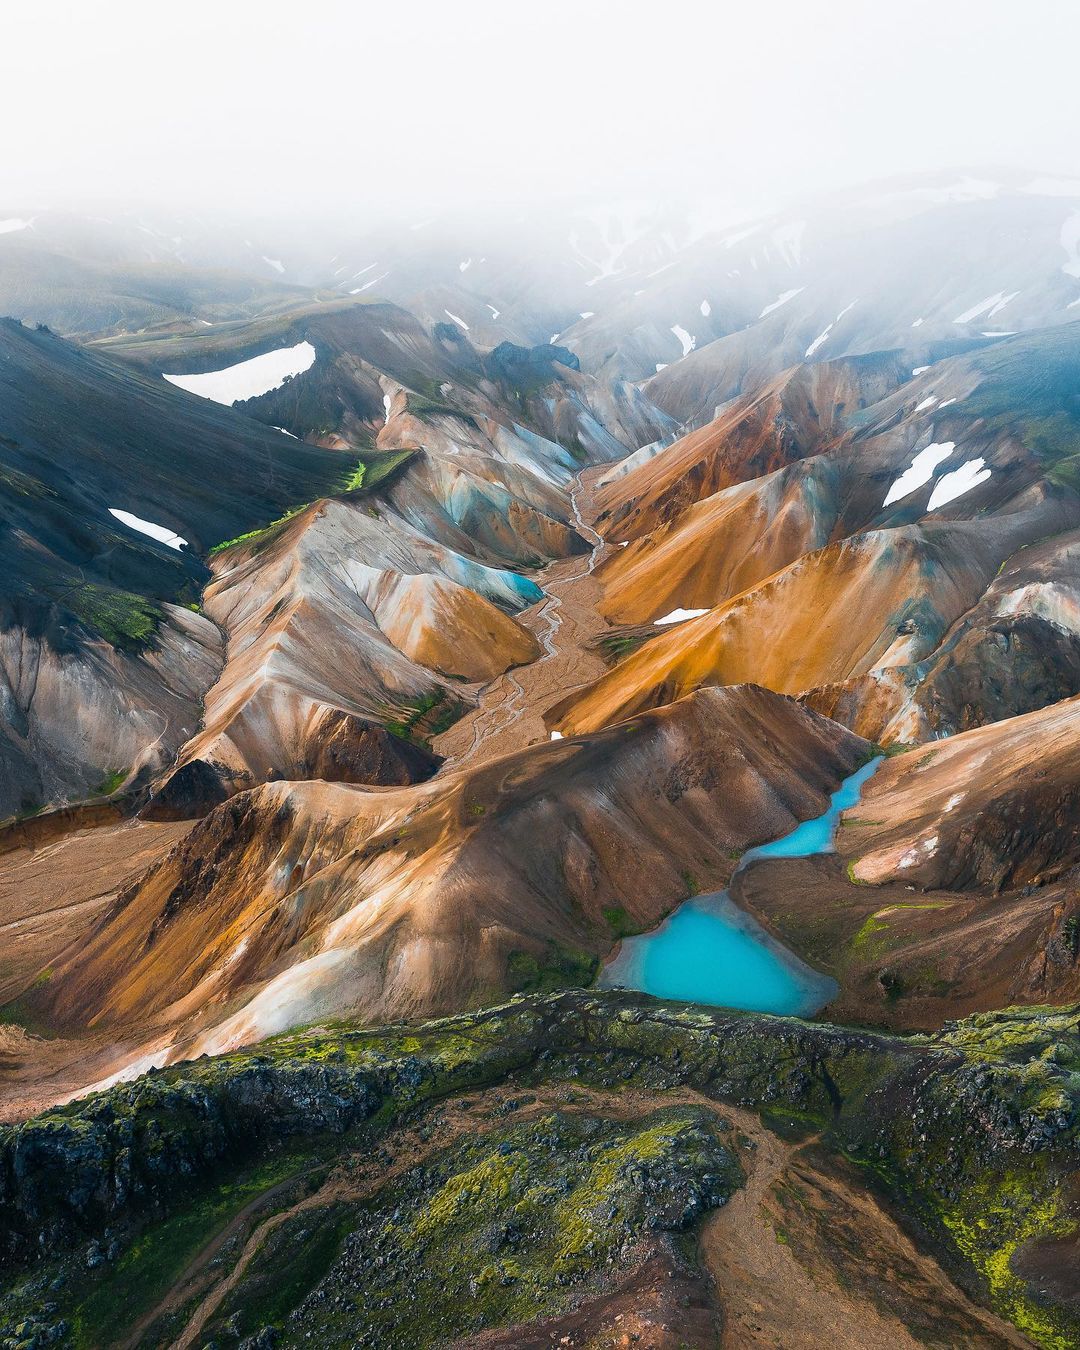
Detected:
left=1, top=991, right=1078, bottom=1350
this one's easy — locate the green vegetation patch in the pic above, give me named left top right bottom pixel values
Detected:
left=64, top=584, right=163, bottom=651
left=383, top=688, right=463, bottom=746
left=507, top=944, right=599, bottom=995
left=208, top=504, right=309, bottom=556
left=204, top=1108, right=740, bottom=1348
left=603, top=904, right=644, bottom=939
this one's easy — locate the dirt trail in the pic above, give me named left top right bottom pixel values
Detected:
left=435, top=471, right=612, bottom=768
left=129, top=1082, right=1025, bottom=1350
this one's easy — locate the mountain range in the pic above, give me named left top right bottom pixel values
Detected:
left=2, top=170, right=1080, bottom=1350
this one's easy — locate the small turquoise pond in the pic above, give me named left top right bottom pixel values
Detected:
left=598, top=756, right=883, bottom=1016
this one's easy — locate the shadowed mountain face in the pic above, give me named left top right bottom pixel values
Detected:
left=8, top=176, right=1080, bottom=1350
left=0, top=319, right=353, bottom=816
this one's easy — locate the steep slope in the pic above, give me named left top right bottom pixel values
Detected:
left=554, top=490, right=1078, bottom=737
left=38, top=686, right=867, bottom=1059
left=151, top=495, right=542, bottom=812
left=0, top=320, right=348, bottom=817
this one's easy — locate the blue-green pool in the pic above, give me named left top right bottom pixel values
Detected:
left=598, top=756, right=883, bottom=1015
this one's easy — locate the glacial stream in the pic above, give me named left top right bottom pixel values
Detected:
left=598, top=756, right=883, bottom=1015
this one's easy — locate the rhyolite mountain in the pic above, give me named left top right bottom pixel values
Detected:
left=3, top=173, right=1080, bottom=1349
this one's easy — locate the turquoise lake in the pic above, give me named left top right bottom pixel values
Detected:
left=598, top=756, right=883, bottom=1016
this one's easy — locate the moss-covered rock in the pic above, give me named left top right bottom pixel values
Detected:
left=1, top=991, right=1078, bottom=1347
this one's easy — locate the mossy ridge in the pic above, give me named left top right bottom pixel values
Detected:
left=205, top=1107, right=740, bottom=1348
left=208, top=504, right=310, bottom=556
left=2, top=992, right=1079, bottom=1347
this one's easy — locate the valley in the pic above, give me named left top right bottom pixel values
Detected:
left=3, top=171, right=1080, bottom=1347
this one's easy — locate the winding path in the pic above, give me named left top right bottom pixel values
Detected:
left=445, top=470, right=609, bottom=766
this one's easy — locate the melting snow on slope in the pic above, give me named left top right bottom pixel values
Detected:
left=671, top=324, right=695, bottom=357
left=351, top=271, right=389, bottom=293
left=109, top=508, right=188, bottom=550
left=883, top=442, right=955, bottom=506
left=459, top=258, right=472, bottom=272
left=549, top=731, right=563, bottom=741
left=911, top=317, right=924, bottom=327
left=262, top=256, right=285, bottom=274
left=700, top=299, right=711, bottom=316
left=804, top=301, right=857, bottom=359
left=926, top=458, right=991, bottom=510
left=952, top=291, right=1019, bottom=324
left=654, top=607, right=709, bottom=625
left=486, top=303, right=500, bottom=320
left=383, top=393, right=393, bottom=425
left=444, top=310, right=470, bottom=330
left=915, top=396, right=938, bottom=412
left=0, top=217, right=33, bottom=235
left=912, top=366, right=930, bottom=376
left=759, top=287, right=804, bottom=318
left=164, top=341, right=317, bottom=405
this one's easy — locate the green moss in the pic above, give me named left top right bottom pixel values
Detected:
left=66, top=1144, right=329, bottom=1348
left=90, top=768, right=127, bottom=797
left=602, top=905, right=642, bottom=939
left=64, top=585, right=163, bottom=651
left=208, top=1108, right=739, bottom=1347
left=208, top=504, right=309, bottom=555
left=383, top=687, right=462, bottom=746
left=507, top=944, right=599, bottom=995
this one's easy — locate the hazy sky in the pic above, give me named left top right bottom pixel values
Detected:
left=5, top=0, right=1080, bottom=221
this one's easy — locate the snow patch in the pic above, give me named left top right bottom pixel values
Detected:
left=262, top=256, right=285, bottom=274
left=0, top=217, right=33, bottom=235
left=549, top=731, right=563, bottom=741
left=804, top=300, right=857, bottom=359
left=912, top=365, right=930, bottom=376
left=654, top=607, right=709, bottom=626
left=671, top=324, right=695, bottom=357
left=883, top=442, right=955, bottom=506
left=459, top=258, right=472, bottom=272
left=444, top=310, right=470, bottom=330
left=926, top=458, right=991, bottom=510
left=163, top=341, right=316, bottom=405
left=952, top=291, right=1015, bottom=324
left=915, top=395, right=937, bottom=412
left=109, top=508, right=187, bottom=550
left=700, top=299, right=711, bottom=316
left=351, top=271, right=389, bottom=293
left=759, top=287, right=804, bottom=318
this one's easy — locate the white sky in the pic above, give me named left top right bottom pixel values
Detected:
left=3, top=0, right=1079, bottom=220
